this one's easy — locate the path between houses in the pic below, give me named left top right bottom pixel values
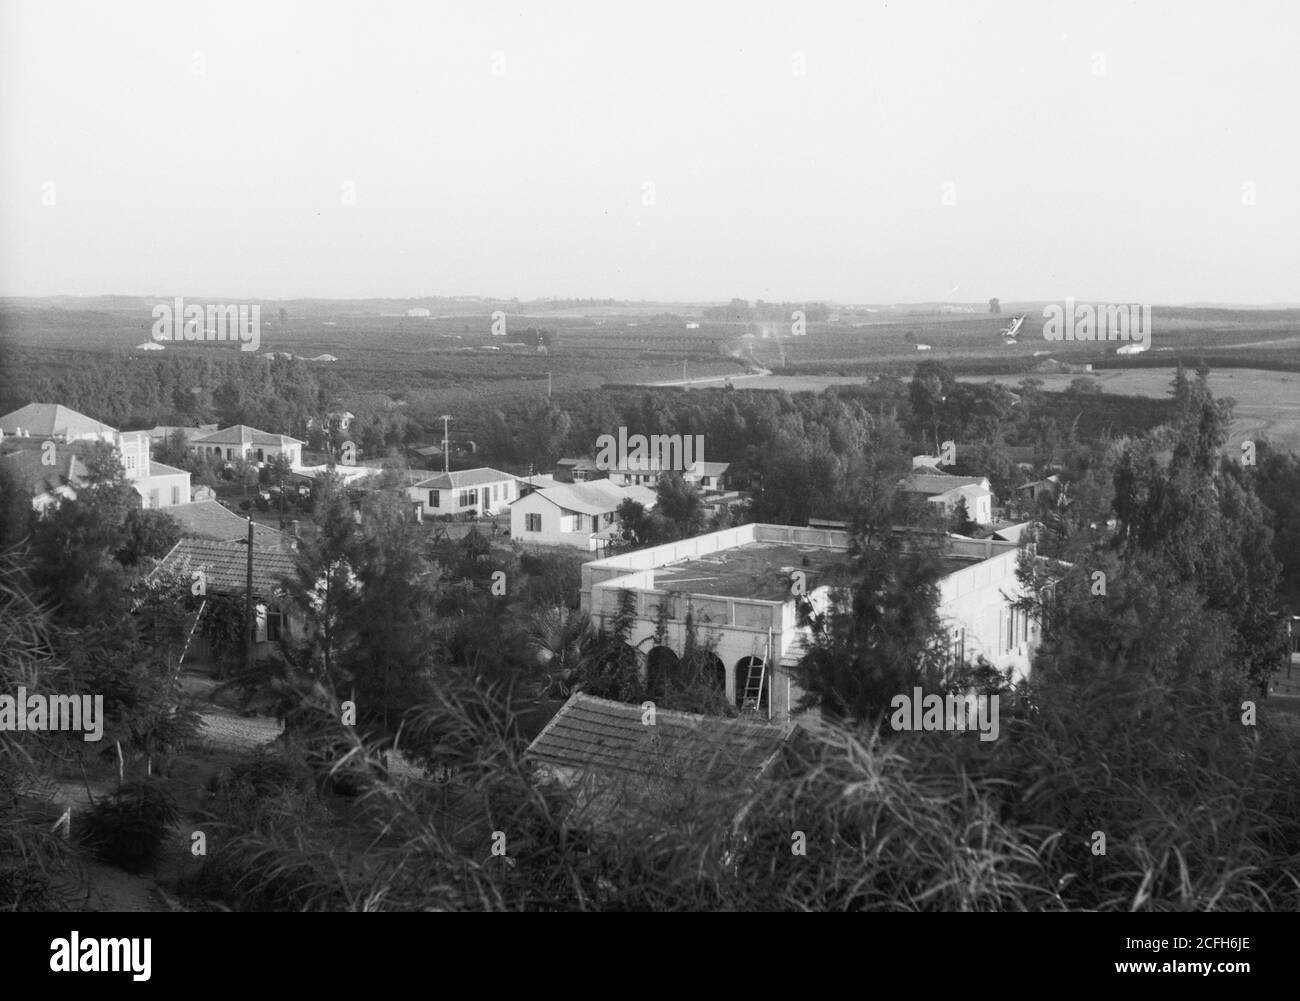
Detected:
left=48, top=695, right=283, bottom=912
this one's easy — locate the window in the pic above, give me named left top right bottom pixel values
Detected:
left=148, top=489, right=159, bottom=509
left=947, top=628, right=965, bottom=670
left=459, top=489, right=476, bottom=508
left=267, top=609, right=284, bottom=643
left=429, top=489, right=440, bottom=508
left=491, top=484, right=498, bottom=501
left=525, top=513, right=541, bottom=532
left=171, top=486, right=180, bottom=505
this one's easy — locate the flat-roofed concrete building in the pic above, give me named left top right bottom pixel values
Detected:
left=580, top=523, right=1041, bottom=723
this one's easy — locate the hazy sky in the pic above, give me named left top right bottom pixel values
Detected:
left=2, top=0, right=1296, bottom=303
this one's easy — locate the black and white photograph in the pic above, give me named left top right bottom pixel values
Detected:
left=0, top=0, right=1295, bottom=975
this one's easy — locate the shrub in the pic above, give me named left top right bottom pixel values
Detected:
left=80, top=779, right=180, bottom=869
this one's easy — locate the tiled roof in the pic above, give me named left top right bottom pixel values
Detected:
left=162, top=501, right=288, bottom=545
left=899, top=473, right=988, bottom=495
left=526, top=693, right=791, bottom=829
left=412, top=466, right=517, bottom=490
left=149, top=461, right=189, bottom=476
left=0, top=403, right=116, bottom=439
left=0, top=448, right=89, bottom=497
left=191, top=424, right=304, bottom=447
left=529, top=479, right=654, bottom=516
left=520, top=474, right=563, bottom=490
left=153, top=538, right=298, bottom=598
left=146, top=425, right=218, bottom=442
left=929, top=483, right=991, bottom=501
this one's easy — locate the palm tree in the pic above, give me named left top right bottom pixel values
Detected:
left=525, top=606, right=595, bottom=696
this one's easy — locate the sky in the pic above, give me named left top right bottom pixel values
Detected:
left=1, top=0, right=1297, bottom=304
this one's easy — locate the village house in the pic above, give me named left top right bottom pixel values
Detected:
left=557, top=455, right=731, bottom=492
left=407, top=466, right=519, bottom=517
left=189, top=424, right=304, bottom=468
left=0, top=403, right=117, bottom=443
left=898, top=468, right=994, bottom=525
left=1016, top=475, right=1062, bottom=506
left=0, top=448, right=89, bottom=513
left=116, top=430, right=192, bottom=508
left=579, top=523, right=1043, bottom=723
left=525, top=691, right=793, bottom=834
left=164, top=500, right=289, bottom=545
left=606, top=459, right=731, bottom=491
left=509, top=480, right=657, bottom=551
left=554, top=457, right=604, bottom=483
left=0, top=403, right=192, bottom=510
left=152, top=537, right=302, bottom=663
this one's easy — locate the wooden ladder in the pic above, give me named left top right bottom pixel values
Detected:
left=741, top=636, right=766, bottom=714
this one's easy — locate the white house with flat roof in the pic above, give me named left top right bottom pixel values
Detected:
left=580, top=523, right=1041, bottom=723
left=407, top=467, right=518, bottom=517
left=510, top=480, right=657, bottom=550
left=117, top=430, right=191, bottom=508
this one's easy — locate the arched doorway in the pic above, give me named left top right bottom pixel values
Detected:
left=646, top=646, right=679, bottom=699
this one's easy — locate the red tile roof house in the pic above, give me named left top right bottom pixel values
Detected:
left=152, top=537, right=303, bottom=665
left=188, top=424, right=304, bottom=468
left=406, top=466, right=520, bottom=518
left=0, top=402, right=118, bottom=443
left=509, top=480, right=657, bottom=552
left=0, top=447, right=90, bottom=513
left=898, top=469, right=994, bottom=525
left=0, top=404, right=193, bottom=510
left=525, top=691, right=793, bottom=835
left=164, top=500, right=289, bottom=546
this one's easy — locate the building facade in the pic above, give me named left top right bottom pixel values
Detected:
left=580, top=523, right=1041, bottom=723
left=407, top=467, right=518, bottom=517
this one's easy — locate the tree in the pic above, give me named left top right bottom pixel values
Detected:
left=951, top=496, right=977, bottom=536
left=794, top=515, right=950, bottom=723
left=655, top=473, right=705, bottom=539
left=117, top=508, right=180, bottom=566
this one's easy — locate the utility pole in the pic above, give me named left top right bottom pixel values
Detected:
left=244, top=515, right=254, bottom=678
left=440, top=414, right=452, bottom=474
left=547, top=371, right=552, bottom=397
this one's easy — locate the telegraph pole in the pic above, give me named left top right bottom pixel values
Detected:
left=244, top=515, right=254, bottom=678
left=440, top=414, right=452, bottom=474
left=547, top=371, right=552, bottom=397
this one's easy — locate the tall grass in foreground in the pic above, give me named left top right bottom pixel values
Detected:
left=184, top=675, right=1300, bottom=912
